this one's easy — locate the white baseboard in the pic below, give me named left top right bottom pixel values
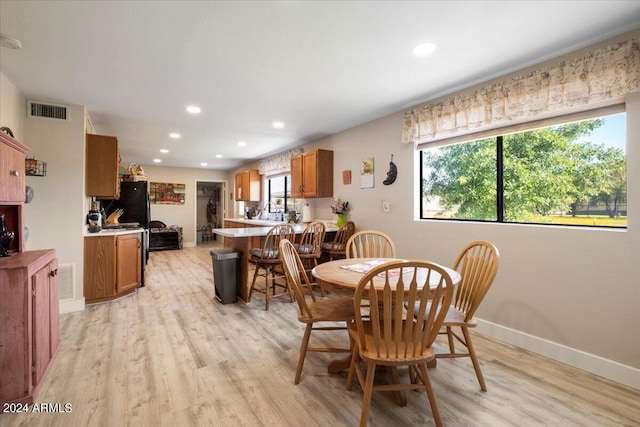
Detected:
left=59, top=297, right=85, bottom=314
left=476, top=319, right=640, bottom=390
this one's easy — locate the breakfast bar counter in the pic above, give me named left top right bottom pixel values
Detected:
left=212, top=221, right=337, bottom=303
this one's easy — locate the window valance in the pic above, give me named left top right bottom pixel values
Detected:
left=402, top=38, right=640, bottom=146
left=258, top=147, right=303, bottom=175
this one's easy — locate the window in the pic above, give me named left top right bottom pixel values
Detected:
left=420, top=112, right=627, bottom=228
left=267, top=175, right=293, bottom=213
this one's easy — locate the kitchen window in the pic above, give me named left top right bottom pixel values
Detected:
left=267, top=175, right=292, bottom=213
left=419, top=111, right=627, bottom=228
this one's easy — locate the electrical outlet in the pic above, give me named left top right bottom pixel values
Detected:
left=382, top=200, right=390, bottom=212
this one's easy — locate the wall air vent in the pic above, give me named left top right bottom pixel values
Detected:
left=27, top=100, right=70, bottom=121
left=57, top=263, right=75, bottom=300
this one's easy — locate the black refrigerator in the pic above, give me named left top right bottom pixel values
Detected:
left=100, top=181, right=151, bottom=284
left=102, top=181, right=150, bottom=228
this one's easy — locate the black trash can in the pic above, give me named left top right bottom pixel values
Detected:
left=210, top=248, right=241, bottom=304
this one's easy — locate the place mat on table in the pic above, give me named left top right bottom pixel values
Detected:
left=340, top=259, right=401, bottom=277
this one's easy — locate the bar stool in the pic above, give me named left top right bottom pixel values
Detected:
left=248, top=223, right=295, bottom=310
left=296, top=221, right=326, bottom=295
left=321, top=220, right=355, bottom=261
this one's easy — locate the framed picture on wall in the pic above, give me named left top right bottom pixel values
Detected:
left=150, top=182, right=186, bottom=204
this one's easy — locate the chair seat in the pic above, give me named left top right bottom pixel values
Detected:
left=301, top=296, right=355, bottom=323
left=321, top=242, right=345, bottom=251
left=250, top=247, right=279, bottom=259
left=411, top=303, right=479, bottom=327
left=349, top=320, right=436, bottom=364
left=442, top=306, right=478, bottom=327
left=297, top=243, right=317, bottom=255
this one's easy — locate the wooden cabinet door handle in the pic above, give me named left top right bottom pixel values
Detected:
left=10, top=170, right=20, bottom=176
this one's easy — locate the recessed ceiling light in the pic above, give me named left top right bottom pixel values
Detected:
left=160, top=149, right=169, bottom=153
left=186, top=105, right=201, bottom=114
left=215, top=154, right=223, bottom=158
left=238, top=141, right=247, bottom=147
left=169, top=133, right=181, bottom=139
left=201, top=162, right=207, bottom=167
left=272, top=121, right=285, bottom=129
left=412, top=42, right=436, bottom=57
left=153, top=158, right=162, bottom=163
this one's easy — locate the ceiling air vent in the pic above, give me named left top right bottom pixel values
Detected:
left=27, top=100, right=69, bottom=121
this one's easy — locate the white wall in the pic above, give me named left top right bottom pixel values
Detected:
left=0, top=72, right=24, bottom=139
left=24, top=104, right=87, bottom=314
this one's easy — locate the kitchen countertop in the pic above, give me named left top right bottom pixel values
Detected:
left=225, top=218, right=338, bottom=227
left=224, top=218, right=289, bottom=226
left=215, top=219, right=338, bottom=237
left=84, top=226, right=144, bottom=237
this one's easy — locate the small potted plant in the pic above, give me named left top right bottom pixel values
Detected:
left=331, top=197, right=350, bottom=227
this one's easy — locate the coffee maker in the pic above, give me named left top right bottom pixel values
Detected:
left=245, top=206, right=256, bottom=219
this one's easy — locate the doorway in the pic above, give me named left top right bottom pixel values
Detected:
left=195, top=180, right=225, bottom=246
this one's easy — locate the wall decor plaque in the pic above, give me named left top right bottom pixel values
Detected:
left=150, top=182, right=186, bottom=204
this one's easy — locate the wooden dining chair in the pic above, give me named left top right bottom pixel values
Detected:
left=435, top=240, right=499, bottom=391
left=248, top=223, right=295, bottom=310
left=345, top=230, right=396, bottom=259
left=296, top=221, right=326, bottom=295
left=321, top=220, right=355, bottom=261
left=279, top=239, right=355, bottom=384
left=346, top=260, right=454, bottom=427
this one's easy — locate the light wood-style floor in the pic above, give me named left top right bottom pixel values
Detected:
left=2, top=242, right=639, bottom=426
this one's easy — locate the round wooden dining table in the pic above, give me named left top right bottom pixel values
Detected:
left=311, top=258, right=461, bottom=407
left=311, top=257, right=461, bottom=370
left=311, top=257, right=461, bottom=297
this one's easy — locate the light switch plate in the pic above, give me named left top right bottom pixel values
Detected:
left=382, top=200, right=390, bottom=212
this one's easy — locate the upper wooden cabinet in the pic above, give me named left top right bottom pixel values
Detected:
left=0, top=131, right=29, bottom=204
left=235, top=169, right=262, bottom=201
left=291, top=149, right=333, bottom=198
left=0, top=131, right=30, bottom=253
left=86, top=134, right=121, bottom=199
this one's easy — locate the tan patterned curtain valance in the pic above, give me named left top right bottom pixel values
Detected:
left=402, top=38, right=640, bottom=145
left=258, top=147, right=303, bottom=175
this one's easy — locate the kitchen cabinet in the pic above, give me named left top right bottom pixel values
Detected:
left=86, top=133, right=121, bottom=199
left=235, top=169, right=261, bottom=201
left=0, top=249, right=60, bottom=405
left=0, top=131, right=30, bottom=253
left=0, top=132, right=29, bottom=203
left=116, top=233, right=142, bottom=294
left=84, top=232, right=142, bottom=303
left=291, top=149, right=333, bottom=198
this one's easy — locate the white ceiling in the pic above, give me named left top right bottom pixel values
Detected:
left=2, top=1, right=640, bottom=170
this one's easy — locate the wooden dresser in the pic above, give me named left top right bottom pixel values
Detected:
left=0, top=250, right=60, bottom=405
left=0, top=130, right=60, bottom=405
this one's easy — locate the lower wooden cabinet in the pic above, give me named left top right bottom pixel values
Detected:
left=0, top=249, right=60, bottom=405
left=223, top=220, right=262, bottom=249
left=84, top=233, right=142, bottom=303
